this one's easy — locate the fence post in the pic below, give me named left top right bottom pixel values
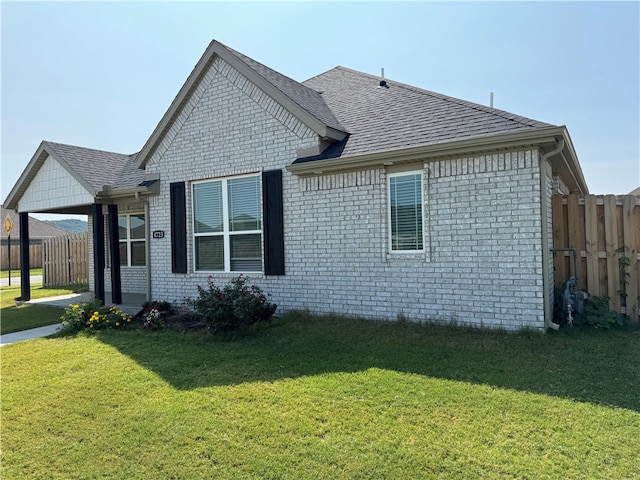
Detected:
left=623, top=195, right=639, bottom=323
left=604, top=196, right=620, bottom=312
left=584, top=195, right=600, bottom=296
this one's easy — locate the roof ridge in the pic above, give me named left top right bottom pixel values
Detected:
left=313, top=66, right=552, bottom=129
left=223, top=46, right=346, bottom=132
left=44, top=140, right=137, bottom=157
left=303, top=66, right=345, bottom=85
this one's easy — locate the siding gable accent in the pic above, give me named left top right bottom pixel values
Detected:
left=170, top=182, right=188, bottom=274
left=262, top=170, right=285, bottom=275
left=18, top=152, right=95, bottom=213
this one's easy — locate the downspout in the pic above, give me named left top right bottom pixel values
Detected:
left=135, top=192, right=152, bottom=303
left=540, top=138, right=565, bottom=331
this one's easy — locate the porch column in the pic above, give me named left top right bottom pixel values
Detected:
left=107, top=205, right=122, bottom=304
left=92, top=204, right=105, bottom=304
left=19, top=212, right=31, bottom=301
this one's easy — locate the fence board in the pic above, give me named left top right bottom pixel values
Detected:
left=553, top=194, right=639, bottom=323
left=584, top=195, right=600, bottom=296
left=1, top=244, right=43, bottom=270
left=43, top=233, right=88, bottom=287
left=567, top=194, right=583, bottom=287
left=623, top=196, right=638, bottom=320
left=604, top=195, right=620, bottom=311
left=552, top=195, right=566, bottom=283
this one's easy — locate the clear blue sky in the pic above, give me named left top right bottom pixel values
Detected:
left=2, top=1, right=639, bottom=220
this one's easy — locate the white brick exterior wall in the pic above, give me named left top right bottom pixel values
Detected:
left=112, top=56, right=549, bottom=331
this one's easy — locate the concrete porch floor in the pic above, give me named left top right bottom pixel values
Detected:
left=28, top=291, right=147, bottom=315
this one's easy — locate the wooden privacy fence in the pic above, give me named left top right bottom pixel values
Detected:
left=43, top=233, right=89, bottom=287
left=552, top=194, right=640, bottom=322
left=1, top=244, right=43, bottom=270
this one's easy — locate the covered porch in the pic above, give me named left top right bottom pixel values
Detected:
left=3, top=141, right=158, bottom=307
left=27, top=291, right=147, bottom=316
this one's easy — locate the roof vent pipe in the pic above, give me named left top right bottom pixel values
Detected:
left=379, top=68, right=388, bottom=88
left=490, top=92, right=494, bottom=108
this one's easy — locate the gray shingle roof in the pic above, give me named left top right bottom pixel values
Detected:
left=45, top=141, right=144, bottom=191
left=1, top=206, right=68, bottom=239
left=297, top=66, right=555, bottom=162
left=225, top=47, right=346, bottom=133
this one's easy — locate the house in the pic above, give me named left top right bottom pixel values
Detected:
left=1, top=205, right=68, bottom=269
left=4, top=40, right=588, bottom=330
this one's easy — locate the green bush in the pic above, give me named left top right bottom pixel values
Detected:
left=575, top=296, right=626, bottom=329
left=60, top=300, right=134, bottom=332
left=186, top=275, right=277, bottom=334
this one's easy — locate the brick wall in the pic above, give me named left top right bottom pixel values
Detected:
left=122, top=55, right=547, bottom=331
left=280, top=151, right=545, bottom=331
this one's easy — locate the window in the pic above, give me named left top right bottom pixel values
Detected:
left=388, top=172, right=423, bottom=252
left=118, top=214, right=146, bottom=266
left=193, top=175, right=262, bottom=272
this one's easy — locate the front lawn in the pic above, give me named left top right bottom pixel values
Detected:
left=0, top=284, right=88, bottom=334
left=1, top=313, right=639, bottom=479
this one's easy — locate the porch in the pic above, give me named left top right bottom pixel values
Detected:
left=27, top=291, right=147, bottom=316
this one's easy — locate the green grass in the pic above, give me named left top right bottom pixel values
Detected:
left=0, top=284, right=88, bottom=334
left=1, top=313, right=639, bottom=479
left=0, top=267, right=42, bottom=278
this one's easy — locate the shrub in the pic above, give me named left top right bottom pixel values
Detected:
left=60, top=300, right=134, bottom=332
left=140, top=300, right=172, bottom=330
left=574, top=296, right=626, bottom=329
left=186, top=275, right=277, bottom=334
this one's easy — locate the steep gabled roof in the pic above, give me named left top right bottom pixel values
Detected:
left=226, top=46, right=345, bottom=133
left=298, top=66, right=555, bottom=162
left=4, top=141, right=147, bottom=212
left=135, top=40, right=348, bottom=168
left=45, top=142, right=144, bottom=192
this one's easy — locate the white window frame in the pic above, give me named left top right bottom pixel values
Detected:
left=192, top=173, right=263, bottom=273
left=387, top=170, right=425, bottom=254
left=118, top=213, right=146, bottom=267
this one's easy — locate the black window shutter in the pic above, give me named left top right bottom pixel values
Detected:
left=170, top=182, right=188, bottom=274
left=262, top=170, right=285, bottom=275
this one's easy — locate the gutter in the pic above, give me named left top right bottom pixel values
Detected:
left=135, top=192, right=152, bottom=303
left=287, top=126, right=567, bottom=176
left=539, top=138, right=565, bottom=331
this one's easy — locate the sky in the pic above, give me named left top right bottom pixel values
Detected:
left=1, top=1, right=639, bottom=220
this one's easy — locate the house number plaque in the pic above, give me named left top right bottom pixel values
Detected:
left=152, top=230, right=165, bottom=239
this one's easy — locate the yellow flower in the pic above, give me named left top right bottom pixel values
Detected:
left=115, top=322, right=120, bottom=327
left=89, top=324, right=93, bottom=328
left=72, top=304, right=79, bottom=309
left=127, top=318, right=131, bottom=323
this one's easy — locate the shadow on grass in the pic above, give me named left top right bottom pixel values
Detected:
left=96, top=312, right=640, bottom=412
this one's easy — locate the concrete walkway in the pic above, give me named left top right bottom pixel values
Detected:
left=0, top=323, right=63, bottom=347
left=1, top=291, right=145, bottom=347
